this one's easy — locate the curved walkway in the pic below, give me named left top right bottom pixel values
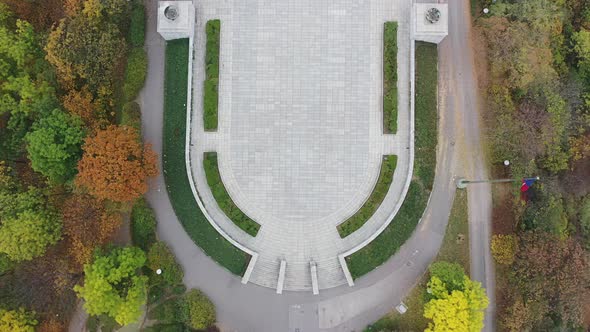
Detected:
left=189, top=0, right=413, bottom=292
left=139, top=0, right=488, bottom=331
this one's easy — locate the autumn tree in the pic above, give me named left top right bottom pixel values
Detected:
left=25, top=109, right=86, bottom=183
left=61, top=194, right=122, bottom=266
left=76, top=125, right=157, bottom=202
left=491, top=234, right=517, bottom=265
left=509, top=232, right=590, bottom=328
left=0, top=241, right=80, bottom=320
left=74, top=247, right=148, bottom=326
left=45, top=13, right=126, bottom=93
left=423, top=261, right=489, bottom=332
left=62, top=85, right=108, bottom=129
left=0, top=308, right=37, bottom=332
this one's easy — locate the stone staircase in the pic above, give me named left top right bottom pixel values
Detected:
left=248, top=254, right=348, bottom=292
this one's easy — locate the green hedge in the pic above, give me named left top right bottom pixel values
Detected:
left=123, top=47, right=147, bottom=101
left=131, top=197, right=157, bottom=251
left=347, top=42, right=438, bottom=279
left=338, top=155, right=397, bottom=238
left=203, top=152, right=260, bottom=236
left=163, top=39, right=248, bottom=275
left=204, top=20, right=220, bottom=131
left=128, top=3, right=145, bottom=48
left=383, top=22, right=398, bottom=134
left=121, top=101, right=142, bottom=133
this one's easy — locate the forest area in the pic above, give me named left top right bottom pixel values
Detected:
left=475, top=0, right=590, bottom=330
left=0, top=0, right=216, bottom=331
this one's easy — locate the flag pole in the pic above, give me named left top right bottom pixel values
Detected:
left=456, top=176, right=540, bottom=189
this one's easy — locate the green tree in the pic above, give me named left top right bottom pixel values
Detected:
left=572, top=28, right=590, bottom=79
left=74, top=247, right=148, bottom=326
left=0, top=209, right=61, bottom=261
left=0, top=308, right=37, bottom=332
left=183, top=289, right=216, bottom=330
left=429, top=261, right=466, bottom=293
left=25, top=109, right=86, bottom=183
left=123, top=47, right=147, bottom=101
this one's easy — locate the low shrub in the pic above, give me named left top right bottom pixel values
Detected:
left=183, top=289, right=216, bottom=330
left=123, top=47, right=148, bottom=102
left=149, top=298, right=184, bottom=324
left=131, top=198, right=157, bottom=250
left=147, top=241, right=184, bottom=286
left=128, top=3, right=145, bottom=47
left=121, top=101, right=141, bottom=133
left=203, top=152, right=260, bottom=236
left=338, top=155, right=397, bottom=237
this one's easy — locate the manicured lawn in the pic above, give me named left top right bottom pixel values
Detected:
left=338, top=155, right=397, bottom=238
left=346, top=42, right=438, bottom=279
left=163, top=39, right=248, bottom=275
left=203, top=152, right=260, bottom=236
left=364, top=190, right=469, bottom=332
left=204, top=20, right=220, bottom=131
left=383, top=22, right=398, bottom=134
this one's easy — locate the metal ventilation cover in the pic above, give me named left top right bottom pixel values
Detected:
left=164, top=5, right=179, bottom=21
left=425, top=7, right=441, bottom=23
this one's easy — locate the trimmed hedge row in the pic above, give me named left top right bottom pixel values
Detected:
left=383, top=22, right=398, bottom=134
left=163, top=39, right=248, bottom=275
left=338, top=155, right=397, bottom=238
left=203, top=152, right=260, bottom=236
left=123, top=47, right=147, bottom=102
left=346, top=42, right=439, bottom=279
left=204, top=20, right=220, bottom=131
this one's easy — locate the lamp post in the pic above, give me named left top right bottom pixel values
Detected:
left=456, top=176, right=540, bottom=189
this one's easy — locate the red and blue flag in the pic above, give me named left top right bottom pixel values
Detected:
left=520, top=177, right=539, bottom=192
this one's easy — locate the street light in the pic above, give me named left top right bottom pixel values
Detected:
left=156, top=268, right=162, bottom=275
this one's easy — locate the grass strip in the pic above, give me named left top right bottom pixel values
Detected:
left=204, top=20, right=220, bottom=131
left=338, top=155, right=397, bottom=238
left=203, top=152, right=260, bottom=236
left=163, top=39, right=248, bottom=275
left=347, top=42, right=438, bottom=279
left=364, top=190, right=469, bottom=332
left=383, top=22, right=398, bottom=134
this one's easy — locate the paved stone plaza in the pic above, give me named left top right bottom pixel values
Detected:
left=190, top=0, right=413, bottom=291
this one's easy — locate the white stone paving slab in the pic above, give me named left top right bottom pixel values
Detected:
left=189, top=0, right=414, bottom=291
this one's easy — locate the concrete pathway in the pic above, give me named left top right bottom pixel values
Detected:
left=138, top=0, right=490, bottom=331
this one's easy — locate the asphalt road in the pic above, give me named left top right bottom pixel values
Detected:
left=439, top=1, right=496, bottom=331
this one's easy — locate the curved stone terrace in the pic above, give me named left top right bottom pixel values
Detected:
left=189, top=0, right=413, bottom=292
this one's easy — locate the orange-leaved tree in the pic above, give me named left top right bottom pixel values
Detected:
left=76, top=125, right=158, bottom=203
left=62, top=194, right=122, bottom=266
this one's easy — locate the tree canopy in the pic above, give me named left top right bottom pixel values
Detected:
left=76, top=125, right=158, bottom=202
left=0, top=308, right=37, bottom=332
left=423, top=261, right=489, bottom=332
left=74, top=247, right=148, bottom=326
left=25, top=109, right=86, bottom=183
